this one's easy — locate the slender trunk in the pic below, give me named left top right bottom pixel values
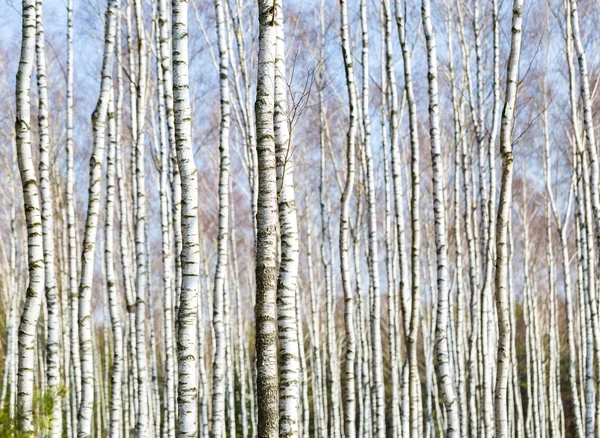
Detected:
left=307, top=217, right=325, bottom=437
left=15, top=0, right=45, bottom=430
left=380, top=6, right=400, bottom=434
left=66, top=0, right=81, bottom=414
left=421, top=0, right=460, bottom=434
left=493, top=1, right=524, bottom=436
left=230, top=195, right=249, bottom=438
left=570, top=0, right=600, bottom=429
left=154, top=4, right=176, bottom=435
left=564, top=3, right=585, bottom=436
left=255, top=1, right=279, bottom=436
left=105, top=91, right=124, bottom=438
left=76, top=0, right=117, bottom=435
left=338, top=0, right=358, bottom=435
left=273, top=1, right=301, bottom=436
left=133, top=0, right=149, bottom=434
left=35, top=0, right=62, bottom=434
left=358, top=1, right=385, bottom=435
left=172, top=0, right=200, bottom=432
left=211, top=0, right=231, bottom=435
left=394, top=3, right=421, bottom=436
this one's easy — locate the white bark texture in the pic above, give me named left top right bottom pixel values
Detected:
left=15, top=0, right=45, bottom=432
left=133, top=0, right=149, bottom=435
left=494, top=1, right=524, bottom=436
left=274, top=0, right=301, bottom=436
left=211, top=0, right=231, bottom=435
left=339, top=0, right=358, bottom=435
left=173, top=0, right=200, bottom=433
left=105, top=91, right=124, bottom=438
left=255, top=1, right=279, bottom=437
left=421, top=0, right=460, bottom=435
left=76, top=0, right=117, bottom=435
left=35, top=0, right=62, bottom=434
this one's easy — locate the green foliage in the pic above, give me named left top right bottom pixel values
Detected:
left=0, top=385, right=66, bottom=437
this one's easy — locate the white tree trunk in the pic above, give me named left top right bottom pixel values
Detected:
left=211, top=0, right=231, bottom=435
left=421, top=0, right=460, bottom=435
left=394, top=4, right=422, bottom=436
left=338, top=0, right=357, bottom=435
left=132, top=1, right=149, bottom=435
left=255, top=1, right=279, bottom=437
left=15, top=0, right=45, bottom=431
left=172, top=0, right=200, bottom=433
left=76, top=0, right=117, bottom=435
left=65, top=0, right=81, bottom=415
left=274, top=0, right=301, bottom=436
left=35, top=0, right=62, bottom=434
left=105, top=91, right=124, bottom=438
left=493, top=1, right=524, bottom=436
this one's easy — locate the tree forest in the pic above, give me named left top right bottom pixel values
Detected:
left=0, top=0, right=597, bottom=436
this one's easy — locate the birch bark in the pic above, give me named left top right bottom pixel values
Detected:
left=338, top=0, right=357, bottom=434
left=494, top=1, right=524, bottom=436
left=394, top=3, right=422, bottom=436
left=77, top=0, right=117, bottom=435
left=66, top=0, right=81, bottom=412
left=255, top=1, right=279, bottom=436
left=211, top=0, right=231, bottom=435
left=132, top=0, right=149, bottom=434
left=358, top=1, right=385, bottom=434
left=35, top=0, right=62, bottom=434
left=15, top=0, right=45, bottom=431
left=105, top=91, right=124, bottom=438
left=273, top=0, right=301, bottom=435
left=172, top=0, right=200, bottom=433
left=421, top=1, right=460, bottom=434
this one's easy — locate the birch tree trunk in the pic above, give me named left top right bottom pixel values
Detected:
left=66, top=0, right=81, bottom=415
left=307, top=217, right=325, bottom=438
left=172, top=0, right=200, bottom=433
left=570, top=1, right=600, bottom=429
left=421, top=0, right=460, bottom=435
left=132, top=0, right=149, bottom=435
left=564, top=3, right=585, bottom=437
left=446, top=12, right=468, bottom=433
left=338, top=0, right=357, bottom=434
left=395, top=3, right=422, bottom=436
left=76, top=0, right=117, bottom=435
left=494, top=1, right=524, bottom=436
left=255, top=1, right=279, bottom=437
left=358, top=1, right=385, bottom=435
left=211, top=0, right=231, bottom=434
left=155, top=0, right=180, bottom=432
left=35, top=0, right=62, bottom=434
left=76, top=11, right=113, bottom=438
left=15, top=0, right=45, bottom=432
left=105, top=90, right=124, bottom=438
left=380, top=6, right=400, bottom=434
left=273, top=0, right=301, bottom=436
left=154, top=10, right=176, bottom=438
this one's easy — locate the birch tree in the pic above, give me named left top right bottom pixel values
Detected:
left=274, top=0, right=301, bottom=435
left=76, top=0, right=117, bottom=434
left=133, top=0, right=149, bottom=434
left=172, top=0, right=200, bottom=433
left=66, top=0, right=81, bottom=419
left=105, top=91, right=123, bottom=438
left=255, top=1, right=279, bottom=437
left=338, top=0, right=358, bottom=434
left=421, top=0, right=460, bottom=434
left=494, top=1, right=524, bottom=436
left=15, top=0, right=45, bottom=432
left=35, top=0, right=62, bottom=434
left=211, top=0, right=231, bottom=434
